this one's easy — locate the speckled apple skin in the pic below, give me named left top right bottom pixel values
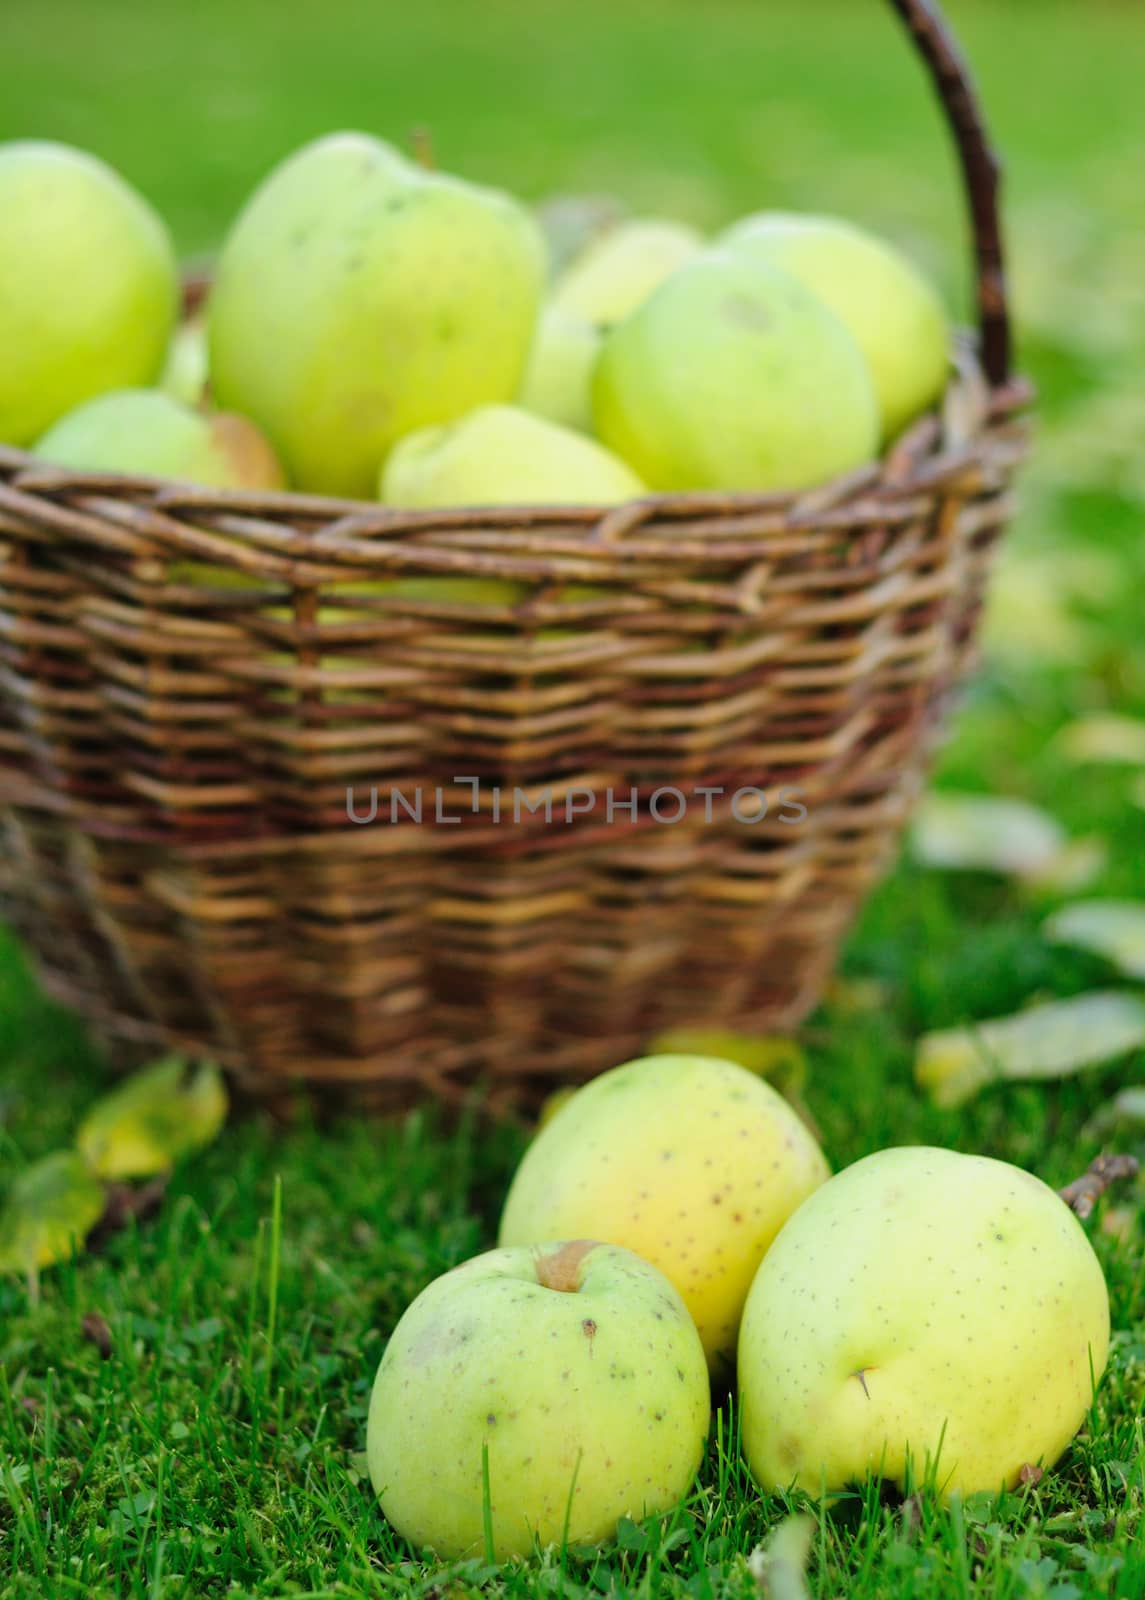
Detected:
left=738, top=1146, right=1111, bottom=1498
left=498, top=1056, right=830, bottom=1377
left=367, top=1242, right=709, bottom=1560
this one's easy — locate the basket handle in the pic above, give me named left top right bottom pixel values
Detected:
left=889, top=0, right=1011, bottom=387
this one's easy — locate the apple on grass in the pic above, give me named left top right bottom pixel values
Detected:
left=738, top=1146, right=1111, bottom=1499
left=498, top=1055, right=830, bottom=1380
left=367, top=1240, right=710, bottom=1561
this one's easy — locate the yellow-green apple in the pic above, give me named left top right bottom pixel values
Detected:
left=160, top=315, right=210, bottom=408
left=367, top=1239, right=710, bottom=1559
left=592, top=251, right=879, bottom=493
left=0, top=140, right=177, bottom=446
left=720, top=213, right=950, bottom=440
left=35, top=389, right=285, bottom=488
left=382, top=404, right=645, bottom=507
left=209, top=132, right=546, bottom=497
left=554, top=219, right=703, bottom=327
left=738, top=1146, right=1110, bottom=1498
left=499, top=1055, right=830, bottom=1377
left=518, top=304, right=602, bottom=433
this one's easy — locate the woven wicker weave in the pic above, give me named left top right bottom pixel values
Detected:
left=0, top=0, right=1028, bottom=1111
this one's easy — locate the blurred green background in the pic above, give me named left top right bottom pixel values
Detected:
left=3, top=3, right=1145, bottom=1596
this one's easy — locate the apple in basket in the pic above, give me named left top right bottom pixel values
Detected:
left=551, top=217, right=704, bottom=328
left=592, top=250, right=882, bottom=493
left=366, top=1240, right=710, bottom=1560
left=719, top=213, right=951, bottom=442
left=159, top=313, right=210, bottom=409
left=517, top=304, right=603, bottom=435
left=208, top=131, right=546, bottom=498
left=35, top=388, right=284, bottom=491
left=381, top=404, right=645, bottom=507
left=0, top=141, right=178, bottom=447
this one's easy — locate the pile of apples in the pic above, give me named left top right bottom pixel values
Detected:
left=367, top=1054, right=1110, bottom=1562
left=1, top=133, right=954, bottom=508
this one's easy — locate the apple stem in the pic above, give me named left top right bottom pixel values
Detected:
left=1058, top=1152, right=1139, bottom=1221
left=533, top=1240, right=597, bottom=1293
left=409, top=126, right=436, bottom=171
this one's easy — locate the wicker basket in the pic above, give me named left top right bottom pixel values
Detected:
left=0, top=0, right=1027, bottom=1112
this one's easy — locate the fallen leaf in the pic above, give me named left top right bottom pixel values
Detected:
left=1100, top=1207, right=1137, bottom=1244
left=911, top=793, right=1066, bottom=877
left=76, top=1058, right=227, bottom=1180
left=1044, top=900, right=1145, bottom=979
left=650, top=1029, right=807, bottom=1089
left=747, top=1513, right=815, bottom=1600
left=1018, top=1463, right=1044, bottom=1487
left=1083, top=1086, right=1145, bottom=1139
left=915, top=991, right=1145, bottom=1108
left=1054, top=714, right=1145, bottom=767
left=1020, top=837, right=1108, bottom=898
left=823, top=976, right=890, bottom=1014
left=1040, top=382, right=1145, bottom=504
left=982, top=551, right=1091, bottom=667
left=536, top=1085, right=576, bottom=1131
left=0, top=1151, right=106, bottom=1275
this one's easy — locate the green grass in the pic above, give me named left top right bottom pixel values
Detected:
left=3, top=1, right=1145, bottom=1595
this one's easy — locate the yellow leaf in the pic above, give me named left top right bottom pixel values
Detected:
left=76, top=1057, right=228, bottom=1180
left=649, top=1029, right=807, bottom=1092
left=915, top=991, right=1145, bottom=1109
left=747, top=1513, right=815, bottom=1600
left=1020, top=836, right=1108, bottom=898
left=536, top=1086, right=576, bottom=1131
left=911, top=793, right=1066, bottom=877
left=823, top=976, right=890, bottom=1014
left=1084, top=1087, right=1145, bottom=1139
left=0, top=1151, right=105, bottom=1275
left=982, top=551, right=1090, bottom=667
left=1044, top=900, right=1145, bottom=979
left=1054, top=715, right=1145, bottom=767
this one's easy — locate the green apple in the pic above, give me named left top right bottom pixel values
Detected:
left=0, top=140, right=178, bottom=447
left=554, top=219, right=703, bottom=327
left=738, top=1146, right=1110, bottom=1498
left=518, top=304, right=602, bottom=433
left=210, top=131, right=546, bottom=497
left=593, top=251, right=879, bottom=493
left=720, top=213, right=950, bottom=441
left=499, top=1055, right=830, bottom=1377
left=35, top=389, right=285, bottom=489
left=382, top=404, right=645, bottom=507
left=367, top=1239, right=710, bottom=1560
left=160, top=315, right=210, bottom=408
